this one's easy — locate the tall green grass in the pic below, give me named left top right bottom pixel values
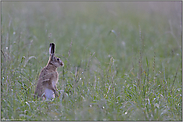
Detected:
left=1, top=2, right=181, bottom=121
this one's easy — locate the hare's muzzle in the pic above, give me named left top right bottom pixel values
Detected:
left=60, top=61, right=64, bottom=67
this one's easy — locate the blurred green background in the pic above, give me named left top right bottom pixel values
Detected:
left=1, top=2, right=182, bottom=121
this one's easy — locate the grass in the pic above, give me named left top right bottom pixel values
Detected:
left=1, top=2, right=182, bottom=121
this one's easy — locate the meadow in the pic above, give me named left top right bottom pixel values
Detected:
left=1, top=2, right=182, bottom=121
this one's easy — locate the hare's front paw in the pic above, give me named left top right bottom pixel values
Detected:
left=55, top=91, right=59, bottom=97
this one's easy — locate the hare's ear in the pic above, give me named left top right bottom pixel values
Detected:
left=49, top=43, right=55, bottom=55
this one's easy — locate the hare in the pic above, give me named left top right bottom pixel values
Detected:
left=34, top=43, right=64, bottom=100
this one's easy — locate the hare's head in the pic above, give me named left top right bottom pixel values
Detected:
left=48, top=43, right=64, bottom=67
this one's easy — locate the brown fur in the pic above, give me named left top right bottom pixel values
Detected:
left=34, top=43, right=64, bottom=100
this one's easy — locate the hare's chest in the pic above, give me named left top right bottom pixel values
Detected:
left=51, top=72, right=58, bottom=85
left=44, top=73, right=58, bottom=100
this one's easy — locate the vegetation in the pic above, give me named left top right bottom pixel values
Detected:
left=1, top=2, right=181, bottom=121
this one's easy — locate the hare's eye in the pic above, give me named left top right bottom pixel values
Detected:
left=57, top=58, right=59, bottom=61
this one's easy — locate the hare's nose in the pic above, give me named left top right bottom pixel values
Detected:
left=61, top=62, right=64, bottom=66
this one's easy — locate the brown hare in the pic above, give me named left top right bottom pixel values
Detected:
left=34, top=43, right=64, bottom=100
